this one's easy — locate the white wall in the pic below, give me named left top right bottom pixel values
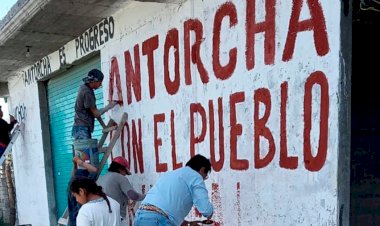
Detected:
left=7, top=0, right=343, bottom=225
left=8, top=76, right=51, bottom=225
left=8, top=6, right=118, bottom=226
left=101, top=0, right=341, bottom=225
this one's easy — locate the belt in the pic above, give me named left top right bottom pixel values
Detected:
left=139, top=204, right=169, bottom=218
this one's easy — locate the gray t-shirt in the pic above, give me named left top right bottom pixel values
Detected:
left=73, top=84, right=96, bottom=132
left=97, top=172, right=144, bottom=218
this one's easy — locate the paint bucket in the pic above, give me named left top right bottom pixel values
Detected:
left=201, top=220, right=215, bottom=226
left=73, top=139, right=99, bottom=169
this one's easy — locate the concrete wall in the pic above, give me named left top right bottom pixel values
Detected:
left=7, top=0, right=345, bottom=225
left=7, top=76, right=53, bottom=225
left=101, top=0, right=341, bottom=225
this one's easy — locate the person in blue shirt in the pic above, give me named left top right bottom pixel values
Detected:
left=134, top=154, right=214, bottom=226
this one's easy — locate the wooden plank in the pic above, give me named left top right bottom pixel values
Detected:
left=98, top=147, right=108, bottom=153
left=102, top=125, right=117, bottom=133
left=98, top=119, right=114, bottom=148
left=96, top=113, right=127, bottom=178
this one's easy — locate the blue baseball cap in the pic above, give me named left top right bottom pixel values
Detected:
left=83, top=69, right=104, bottom=83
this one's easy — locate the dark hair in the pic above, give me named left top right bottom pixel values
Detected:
left=185, top=154, right=211, bottom=174
left=108, top=161, right=126, bottom=173
left=69, top=177, right=112, bottom=213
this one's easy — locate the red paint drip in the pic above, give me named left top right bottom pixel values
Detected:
left=194, top=207, right=202, bottom=218
left=236, top=182, right=241, bottom=226
left=211, top=183, right=223, bottom=225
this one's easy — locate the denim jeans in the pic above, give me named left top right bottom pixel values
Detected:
left=134, top=209, right=175, bottom=226
left=0, top=143, right=6, bottom=157
left=72, top=126, right=91, bottom=139
left=68, top=126, right=93, bottom=225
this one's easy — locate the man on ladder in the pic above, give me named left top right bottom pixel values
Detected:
left=0, top=106, right=17, bottom=157
left=68, top=69, right=119, bottom=226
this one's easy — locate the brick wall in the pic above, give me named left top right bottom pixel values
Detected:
left=0, top=158, right=15, bottom=225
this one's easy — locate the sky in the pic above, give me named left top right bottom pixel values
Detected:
left=0, top=0, right=18, bottom=21
left=0, top=0, right=18, bottom=119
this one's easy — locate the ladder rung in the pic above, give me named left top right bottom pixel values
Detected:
left=58, top=217, right=68, bottom=225
left=102, top=125, right=118, bottom=133
left=98, top=147, right=108, bottom=153
left=96, top=113, right=128, bottom=179
left=58, top=113, right=128, bottom=225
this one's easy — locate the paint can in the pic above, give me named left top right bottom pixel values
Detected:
left=201, top=220, right=215, bottom=226
left=73, top=139, right=99, bottom=169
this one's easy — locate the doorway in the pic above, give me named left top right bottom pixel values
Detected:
left=351, top=1, right=380, bottom=225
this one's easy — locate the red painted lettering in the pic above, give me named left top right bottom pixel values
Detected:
left=304, top=71, right=329, bottom=171
left=154, top=113, right=167, bottom=172
left=142, top=35, right=159, bottom=99
left=125, top=45, right=142, bottom=104
left=209, top=98, right=225, bottom=172
left=121, top=122, right=131, bottom=164
left=254, top=88, right=275, bottom=169
left=230, top=92, right=248, bottom=170
left=184, top=19, right=209, bottom=85
left=282, top=0, right=329, bottom=61
left=213, top=2, right=238, bottom=80
left=280, top=82, right=298, bottom=169
left=190, top=103, right=207, bottom=157
left=171, top=110, right=182, bottom=170
left=164, top=28, right=180, bottom=95
left=246, top=0, right=276, bottom=70
left=108, top=57, right=123, bottom=104
left=132, top=119, right=144, bottom=173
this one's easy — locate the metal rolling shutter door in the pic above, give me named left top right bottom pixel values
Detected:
left=47, top=57, right=105, bottom=216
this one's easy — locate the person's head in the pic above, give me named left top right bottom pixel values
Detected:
left=109, top=156, right=131, bottom=176
left=70, top=177, right=113, bottom=213
left=83, top=69, right=104, bottom=89
left=186, top=154, right=212, bottom=180
left=69, top=177, right=99, bottom=204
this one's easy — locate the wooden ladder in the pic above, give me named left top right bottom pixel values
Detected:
left=57, top=113, right=128, bottom=225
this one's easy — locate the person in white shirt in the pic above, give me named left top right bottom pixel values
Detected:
left=69, top=177, right=121, bottom=226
